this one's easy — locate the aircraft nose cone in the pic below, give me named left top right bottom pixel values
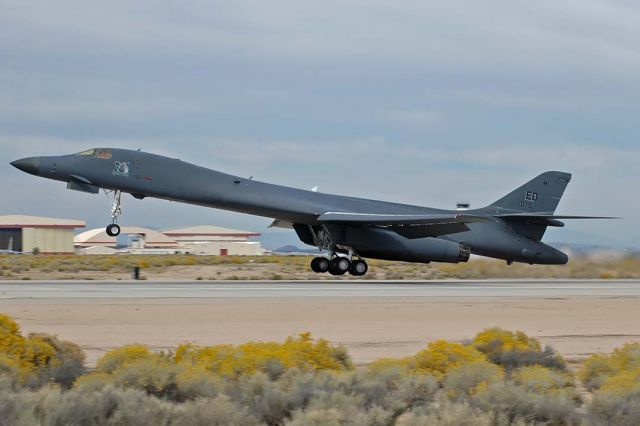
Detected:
left=10, top=157, right=40, bottom=175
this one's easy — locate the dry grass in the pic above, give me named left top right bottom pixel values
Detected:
left=1, top=254, right=639, bottom=281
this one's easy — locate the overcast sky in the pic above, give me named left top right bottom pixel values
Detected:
left=1, top=1, right=638, bottom=247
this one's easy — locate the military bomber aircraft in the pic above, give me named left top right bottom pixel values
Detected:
left=11, top=148, right=614, bottom=276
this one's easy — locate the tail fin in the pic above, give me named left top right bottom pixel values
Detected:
left=489, top=171, right=572, bottom=214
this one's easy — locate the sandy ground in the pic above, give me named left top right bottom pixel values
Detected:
left=1, top=295, right=639, bottom=367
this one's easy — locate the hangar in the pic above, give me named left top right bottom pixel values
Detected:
left=0, top=215, right=85, bottom=254
left=74, top=226, right=179, bottom=250
left=74, top=225, right=263, bottom=255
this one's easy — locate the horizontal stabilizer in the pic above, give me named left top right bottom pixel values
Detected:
left=497, top=214, right=619, bottom=220
left=496, top=214, right=620, bottom=228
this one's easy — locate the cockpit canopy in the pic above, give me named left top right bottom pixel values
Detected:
left=75, top=149, right=112, bottom=159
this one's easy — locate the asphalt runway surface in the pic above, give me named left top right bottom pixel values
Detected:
left=0, top=279, right=639, bottom=365
left=1, top=279, right=640, bottom=298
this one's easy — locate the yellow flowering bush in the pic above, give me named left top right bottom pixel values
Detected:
left=412, top=340, right=486, bottom=379
left=473, top=327, right=541, bottom=355
left=95, top=344, right=155, bottom=374
left=0, top=314, right=27, bottom=362
left=175, top=333, right=351, bottom=378
left=368, top=357, right=413, bottom=374
left=580, top=343, right=640, bottom=392
left=0, top=314, right=60, bottom=376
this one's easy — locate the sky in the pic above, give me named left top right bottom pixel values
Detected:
left=1, top=0, right=639, bottom=248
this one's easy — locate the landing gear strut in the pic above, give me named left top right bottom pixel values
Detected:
left=105, top=190, right=123, bottom=237
left=306, top=224, right=370, bottom=277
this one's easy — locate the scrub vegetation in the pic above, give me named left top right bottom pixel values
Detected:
left=1, top=314, right=639, bottom=425
left=1, top=254, right=640, bottom=280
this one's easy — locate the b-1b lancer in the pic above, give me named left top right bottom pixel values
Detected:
left=11, top=148, right=614, bottom=276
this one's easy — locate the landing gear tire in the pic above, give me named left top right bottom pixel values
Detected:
left=311, top=257, right=330, bottom=273
left=106, top=224, right=121, bottom=237
left=329, top=257, right=350, bottom=276
left=349, top=260, right=368, bottom=276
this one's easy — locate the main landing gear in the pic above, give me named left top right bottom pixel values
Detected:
left=105, top=190, right=123, bottom=237
left=310, top=256, right=368, bottom=277
left=306, top=224, right=369, bottom=277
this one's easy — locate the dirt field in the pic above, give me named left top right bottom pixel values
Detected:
left=2, top=295, right=638, bottom=368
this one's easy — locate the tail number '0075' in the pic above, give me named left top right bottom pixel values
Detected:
left=520, top=191, right=538, bottom=209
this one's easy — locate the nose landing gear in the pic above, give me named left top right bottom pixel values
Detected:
left=106, top=223, right=121, bottom=237
left=105, top=190, right=123, bottom=237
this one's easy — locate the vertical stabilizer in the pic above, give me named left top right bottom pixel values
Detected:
left=489, top=171, right=572, bottom=214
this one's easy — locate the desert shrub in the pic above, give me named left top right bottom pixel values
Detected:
left=444, top=361, right=504, bottom=400
left=368, top=357, right=412, bottom=375
left=176, top=333, right=352, bottom=378
left=174, top=395, right=260, bottom=426
left=497, top=345, right=567, bottom=372
left=512, top=365, right=579, bottom=401
left=471, top=382, right=581, bottom=425
left=473, top=327, right=566, bottom=371
left=95, top=344, right=155, bottom=374
left=0, top=355, right=23, bottom=389
left=109, top=357, right=185, bottom=400
left=174, top=366, right=223, bottom=401
left=0, top=315, right=86, bottom=389
left=289, top=391, right=393, bottom=426
left=412, top=340, right=486, bottom=379
left=402, top=402, right=495, bottom=426
left=35, top=385, right=177, bottom=426
left=579, top=354, right=616, bottom=391
left=392, top=373, right=439, bottom=409
left=277, top=368, right=437, bottom=419
left=474, top=328, right=541, bottom=354
left=28, top=333, right=85, bottom=389
left=226, top=372, right=290, bottom=425
left=580, top=343, right=640, bottom=391
left=599, top=367, right=640, bottom=394
left=587, top=388, right=640, bottom=426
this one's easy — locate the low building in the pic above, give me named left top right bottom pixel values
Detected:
left=0, top=215, right=85, bottom=254
left=74, top=225, right=263, bottom=255
left=74, top=226, right=180, bottom=252
left=163, top=225, right=263, bottom=256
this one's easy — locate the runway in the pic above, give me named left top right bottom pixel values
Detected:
left=1, top=279, right=639, bottom=299
left=0, top=279, right=638, bottom=366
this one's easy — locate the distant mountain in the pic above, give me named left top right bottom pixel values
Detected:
left=274, top=245, right=320, bottom=254
left=549, top=242, right=639, bottom=258
left=256, top=231, right=302, bottom=250
left=274, top=245, right=302, bottom=253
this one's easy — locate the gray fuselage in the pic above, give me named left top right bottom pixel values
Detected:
left=11, top=148, right=569, bottom=265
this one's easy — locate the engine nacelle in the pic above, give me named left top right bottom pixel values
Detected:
left=294, top=224, right=469, bottom=264
left=344, top=226, right=469, bottom=263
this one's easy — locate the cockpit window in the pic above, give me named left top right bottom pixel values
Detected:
left=97, top=149, right=112, bottom=159
left=75, top=149, right=112, bottom=160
